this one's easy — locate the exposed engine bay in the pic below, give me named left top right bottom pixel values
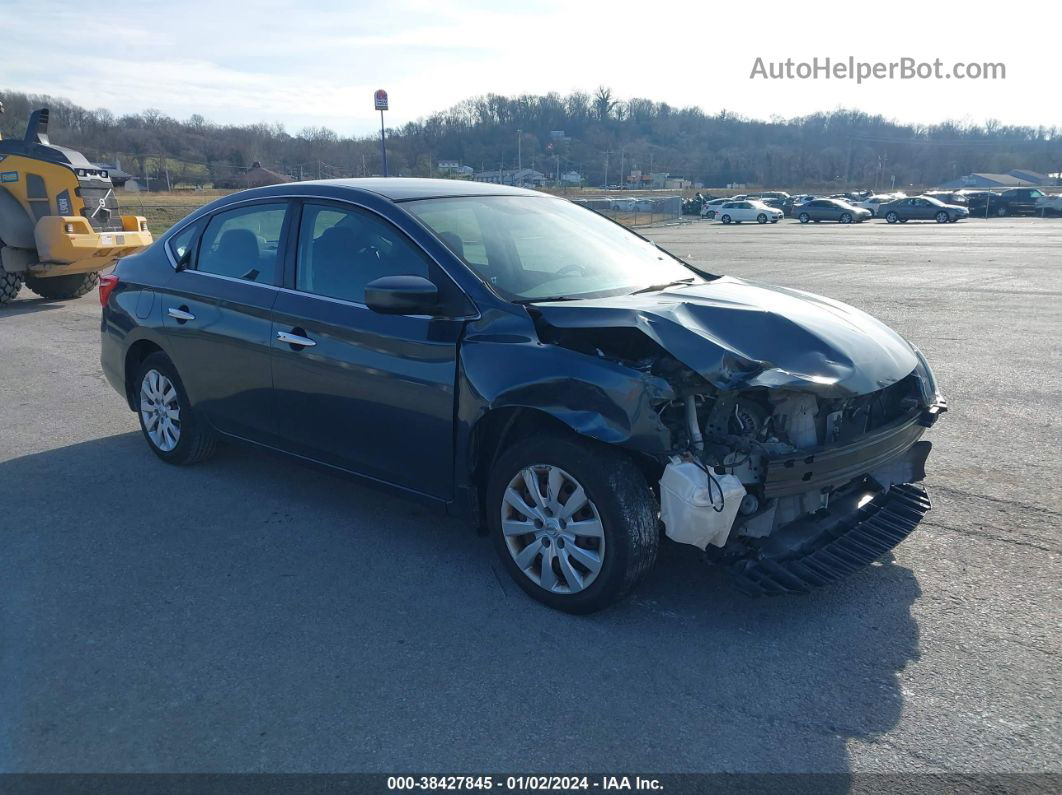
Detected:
left=656, top=372, right=936, bottom=550
left=528, top=279, right=947, bottom=593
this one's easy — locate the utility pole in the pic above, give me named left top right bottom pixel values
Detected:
left=517, top=129, right=522, bottom=172
left=603, top=149, right=612, bottom=188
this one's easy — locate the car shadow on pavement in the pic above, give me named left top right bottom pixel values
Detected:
left=1, top=432, right=921, bottom=774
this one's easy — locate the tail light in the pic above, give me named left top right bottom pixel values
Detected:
left=99, top=273, right=120, bottom=307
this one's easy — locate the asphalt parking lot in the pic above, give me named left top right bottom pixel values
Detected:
left=1, top=217, right=1059, bottom=774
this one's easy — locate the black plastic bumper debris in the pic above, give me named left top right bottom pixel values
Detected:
left=729, top=483, right=932, bottom=596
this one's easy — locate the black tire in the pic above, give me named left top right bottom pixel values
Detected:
left=706, top=211, right=716, bottom=219
left=840, top=212, right=852, bottom=224
left=757, top=213, right=768, bottom=224
left=721, top=214, right=732, bottom=224
left=134, top=351, right=217, bottom=465
left=885, top=211, right=899, bottom=224
left=0, top=271, right=24, bottom=306
left=935, top=211, right=949, bottom=224
left=487, top=434, right=658, bottom=614
left=996, top=206, right=1007, bottom=217
left=25, top=271, right=99, bottom=300
left=799, top=212, right=810, bottom=224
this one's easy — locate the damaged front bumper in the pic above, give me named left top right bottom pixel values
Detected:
left=728, top=482, right=932, bottom=595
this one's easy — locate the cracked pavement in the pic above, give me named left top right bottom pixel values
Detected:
left=1, top=217, right=1059, bottom=773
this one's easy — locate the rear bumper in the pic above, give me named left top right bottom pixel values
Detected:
left=32, top=216, right=153, bottom=275
left=730, top=482, right=932, bottom=595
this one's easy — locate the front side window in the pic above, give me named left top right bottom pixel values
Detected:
left=406, top=195, right=704, bottom=302
left=197, top=203, right=287, bottom=284
left=296, top=203, right=429, bottom=304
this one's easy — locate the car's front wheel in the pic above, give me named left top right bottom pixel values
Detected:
left=721, top=214, right=732, bottom=224
left=935, top=211, right=949, bottom=223
left=799, top=212, right=810, bottom=224
left=840, top=212, right=853, bottom=224
left=488, top=434, right=658, bottom=613
left=885, top=211, right=899, bottom=224
left=135, top=352, right=217, bottom=465
left=757, top=213, right=768, bottom=224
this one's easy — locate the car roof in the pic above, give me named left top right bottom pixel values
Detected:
left=229, top=177, right=545, bottom=203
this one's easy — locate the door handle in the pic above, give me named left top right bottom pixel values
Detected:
left=167, top=306, right=195, bottom=322
left=277, top=330, right=316, bottom=348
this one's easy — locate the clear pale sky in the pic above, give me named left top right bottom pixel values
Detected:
left=4, top=0, right=1059, bottom=134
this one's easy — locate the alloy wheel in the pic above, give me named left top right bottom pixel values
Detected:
left=501, top=464, right=605, bottom=595
left=140, top=369, right=181, bottom=452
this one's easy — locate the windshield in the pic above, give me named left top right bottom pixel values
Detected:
left=405, top=195, right=705, bottom=301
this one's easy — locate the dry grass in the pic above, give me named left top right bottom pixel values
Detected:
left=117, top=190, right=231, bottom=235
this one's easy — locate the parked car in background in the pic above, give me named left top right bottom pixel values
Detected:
left=879, top=195, right=969, bottom=224
left=700, top=198, right=734, bottom=219
left=716, top=199, right=783, bottom=224
left=795, top=198, right=872, bottom=224
left=984, top=188, right=1050, bottom=217
left=852, top=194, right=898, bottom=217
left=956, top=190, right=998, bottom=215
left=748, top=191, right=790, bottom=210
left=100, top=178, right=945, bottom=612
left=782, top=194, right=816, bottom=217
left=924, top=191, right=968, bottom=207
left=1035, top=193, right=1062, bottom=217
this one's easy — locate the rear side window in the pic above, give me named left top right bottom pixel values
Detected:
left=196, top=203, right=288, bottom=284
left=167, top=222, right=200, bottom=267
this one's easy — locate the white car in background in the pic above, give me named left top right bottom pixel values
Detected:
left=853, top=194, right=899, bottom=217
left=716, top=199, right=783, bottom=224
left=700, top=198, right=734, bottom=219
left=1035, top=193, right=1062, bottom=216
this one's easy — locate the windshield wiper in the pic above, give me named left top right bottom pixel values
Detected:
left=511, top=295, right=583, bottom=305
left=629, top=277, right=696, bottom=295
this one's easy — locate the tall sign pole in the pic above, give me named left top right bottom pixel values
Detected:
left=374, top=89, right=389, bottom=177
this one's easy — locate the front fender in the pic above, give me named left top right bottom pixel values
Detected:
left=454, top=309, right=676, bottom=482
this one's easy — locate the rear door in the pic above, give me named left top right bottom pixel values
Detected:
left=160, top=200, right=291, bottom=442
left=269, top=200, right=468, bottom=499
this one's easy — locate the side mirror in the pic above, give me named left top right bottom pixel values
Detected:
left=364, top=275, right=439, bottom=315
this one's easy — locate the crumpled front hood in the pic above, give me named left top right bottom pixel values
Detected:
left=532, top=276, right=919, bottom=397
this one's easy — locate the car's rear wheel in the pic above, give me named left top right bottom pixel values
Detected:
left=488, top=434, right=658, bottom=614
left=935, top=211, right=949, bottom=223
left=721, top=214, right=732, bottom=224
left=840, top=212, right=852, bottom=224
left=885, top=211, right=899, bottom=224
left=799, top=212, right=810, bottom=223
left=997, top=206, right=1007, bottom=217
left=25, top=272, right=99, bottom=300
left=757, top=213, right=768, bottom=224
left=135, top=352, right=217, bottom=465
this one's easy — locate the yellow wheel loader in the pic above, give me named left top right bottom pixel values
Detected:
left=0, top=103, right=153, bottom=305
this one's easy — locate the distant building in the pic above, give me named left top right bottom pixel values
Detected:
left=473, top=168, right=546, bottom=187
left=438, top=162, right=474, bottom=178
left=1007, top=169, right=1054, bottom=186
left=561, top=170, right=583, bottom=185
left=215, top=161, right=292, bottom=189
left=936, top=169, right=1057, bottom=190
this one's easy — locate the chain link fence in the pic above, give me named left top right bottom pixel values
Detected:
left=570, top=195, right=684, bottom=227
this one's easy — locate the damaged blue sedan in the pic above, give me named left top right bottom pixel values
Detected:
left=100, top=179, right=946, bottom=613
